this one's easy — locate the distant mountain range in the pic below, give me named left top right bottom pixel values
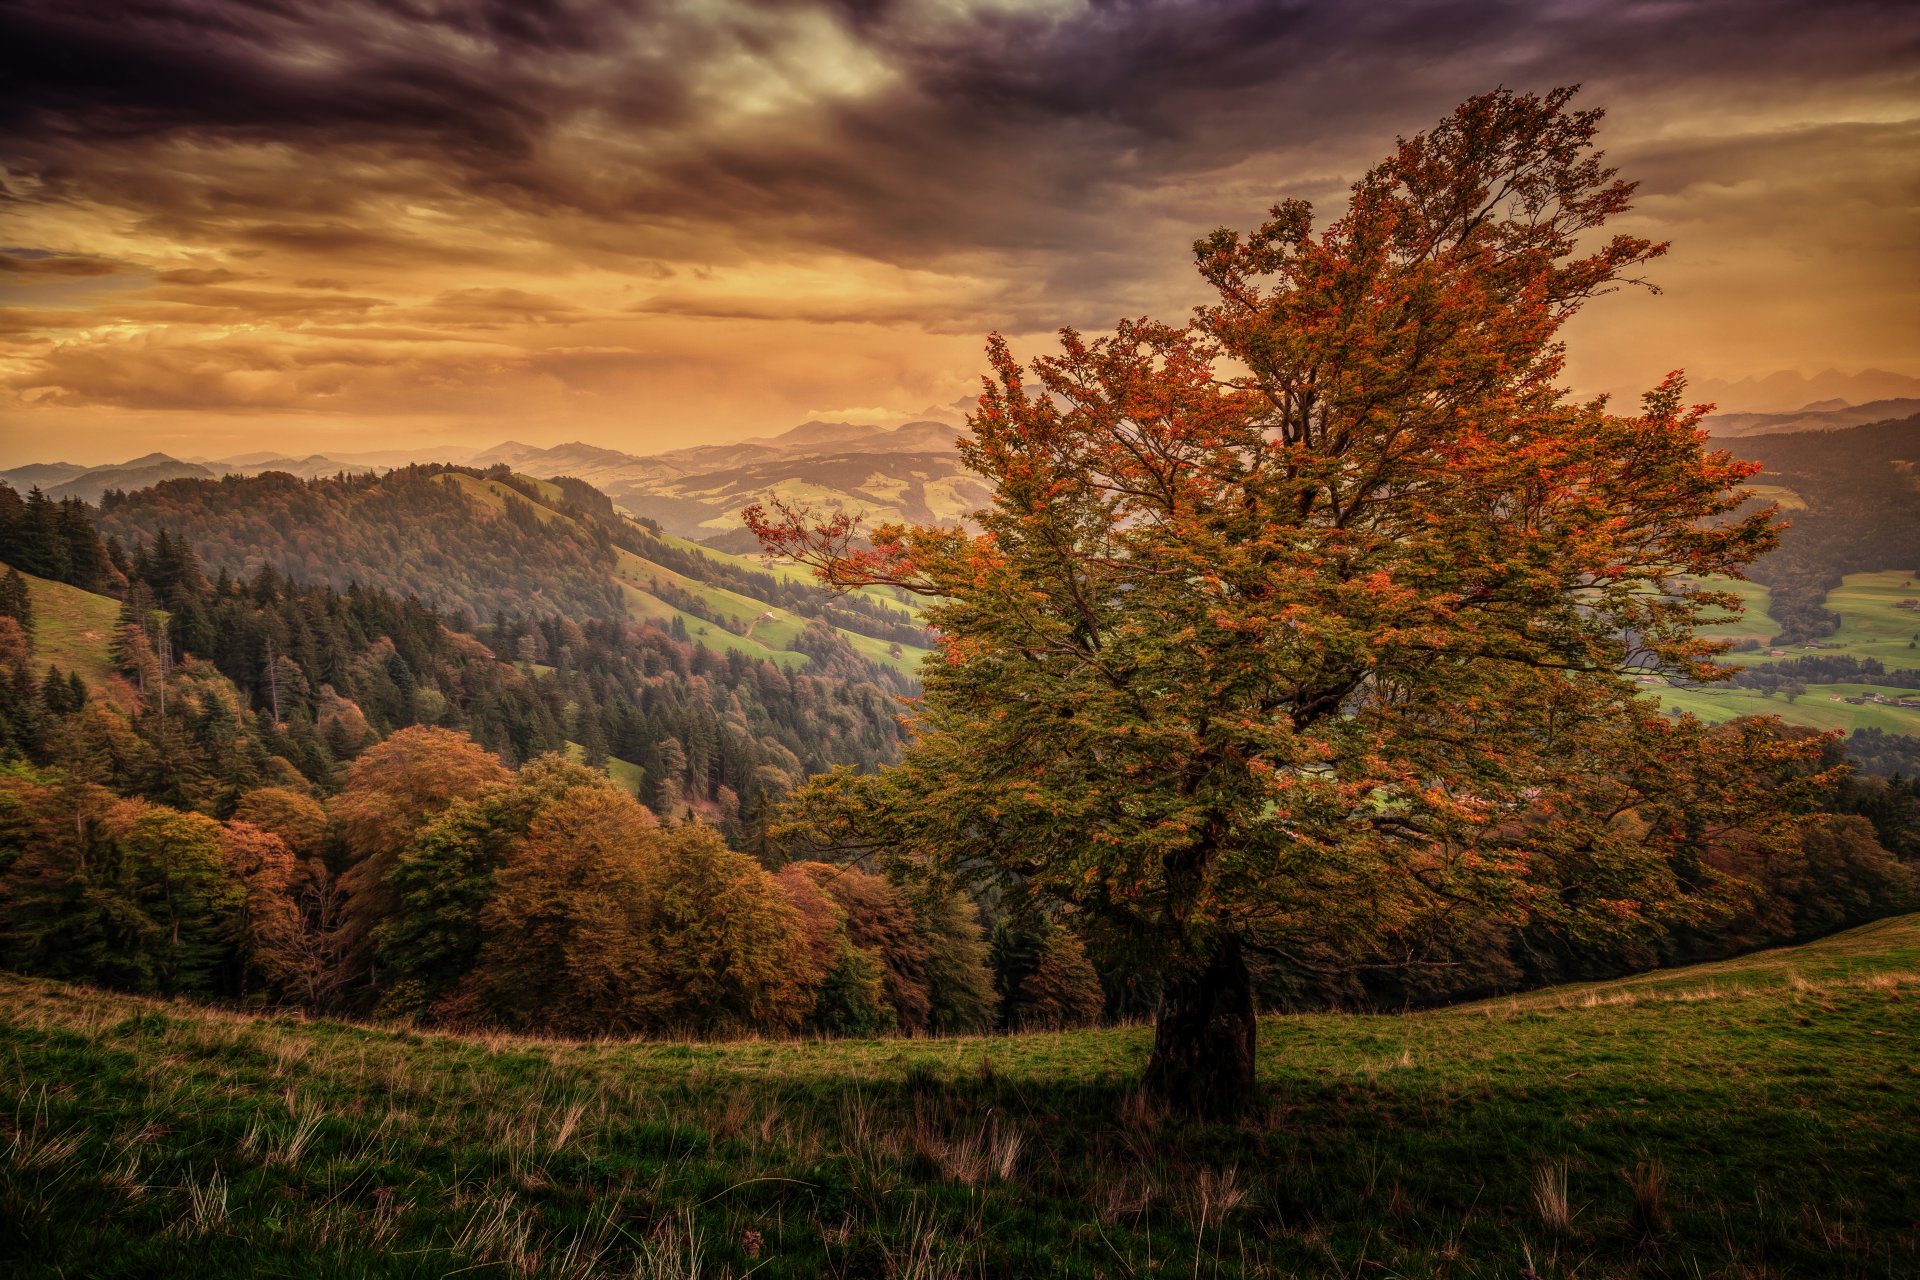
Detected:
left=1702, top=397, right=1920, bottom=438
left=0, top=447, right=485, bottom=505
left=10, top=390, right=1916, bottom=544
left=462, top=419, right=980, bottom=546
left=1693, top=369, right=1920, bottom=414
left=3, top=417, right=982, bottom=545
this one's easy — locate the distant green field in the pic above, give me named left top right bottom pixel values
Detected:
left=433, top=483, right=930, bottom=677
left=437, top=472, right=569, bottom=525
left=616, top=544, right=932, bottom=678
left=1686, top=573, right=1778, bottom=644
left=3, top=915, right=1914, bottom=1277
left=1743, top=482, right=1805, bottom=512
left=1652, top=570, right=1920, bottom=737
left=8, top=565, right=123, bottom=695
left=1814, top=569, right=1920, bottom=665
left=1656, top=680, right=1920, bottom=735
left=618, top=579, right=812, bottom=671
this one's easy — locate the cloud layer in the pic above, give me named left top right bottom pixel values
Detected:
left=2, top=0, right=1916, bottom=462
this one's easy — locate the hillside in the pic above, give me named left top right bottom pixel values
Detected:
left=94, top=467, right=625, bottom=627
left=1714, top=413, right=1920, bottom=641
left=91, top=466, right=934, bottom=678
left=13, top=566, right=123, bottom=694
left=2, top=915, right=1914, bottom=1277
left=1704, top=395, right=1920, bottom=436
left=459, top=420, right=983, bottom=543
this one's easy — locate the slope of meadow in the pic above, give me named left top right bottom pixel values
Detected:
left=13, top=567, right=122, bottom=693
left=3, top=916, right=1915, bottom=1278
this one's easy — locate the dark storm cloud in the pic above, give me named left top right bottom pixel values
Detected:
left=8, top=0, right=1913, bottom=276
left=0, top=0, right=1914, bottom=446
left=0, top=0, right=623, bottom=156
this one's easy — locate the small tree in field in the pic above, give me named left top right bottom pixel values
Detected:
left=750, top=88, right=1818, bottom=1118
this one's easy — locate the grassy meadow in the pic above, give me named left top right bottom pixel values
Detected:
left=17, top=567, right=123, bottom=694
left=4, top=917, right=1916, bottom=1278
left=1655, top=570, right=1920, bottom=736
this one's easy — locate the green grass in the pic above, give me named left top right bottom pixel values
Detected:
left=4, top=916, right=1916, bottom=1277
left=561, top=740, right=646, bottom=796
left=1812, top=569, right=1920, bottom=666
left=8, top=565, right=123, bottom=696
left=1686, top=574, right=1779, bottom=646
left=1655, top=680, right=1920, bottom=735
left=1652, top=570, right=1920, bottom=736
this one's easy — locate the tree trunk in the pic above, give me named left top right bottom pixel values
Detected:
left=1143, top=933, right=1257, bottom=1121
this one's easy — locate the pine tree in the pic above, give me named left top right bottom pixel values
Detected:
left=0, top=567, right=33, bottom=636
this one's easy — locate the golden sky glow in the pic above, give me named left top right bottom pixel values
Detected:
left=1, top=0, right=1916, bottom=466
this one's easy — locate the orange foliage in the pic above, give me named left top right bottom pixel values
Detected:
left=332, top=727, right=510, bottom=991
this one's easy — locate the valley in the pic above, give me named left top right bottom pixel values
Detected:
left=1658, top=569, right=1920, bottom=743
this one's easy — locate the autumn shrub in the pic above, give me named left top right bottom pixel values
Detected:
left=232, top=786, right=328, bottom=861
left=996, top=923, right=1105, bottom=1031
left=331, top=726, right=510, bottom=991
left=640, top=826, right=819, bottom=1036
left=465, top=785, right=663, bottom=1035
left=375, top=755, right=617, bottom=1016
left=790, top=861, right=932, bottom=1032
left=775, top=867, right=893, bottom=1035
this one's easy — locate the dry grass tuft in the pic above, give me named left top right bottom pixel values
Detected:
left=1625, top=1156, right=1670, bottom=1240
left=178, top=1166, right=228, bottom=1237
left=1531, top=1158, right=1573, bottom=1233
left=453, top=1189, right=539, bottom=1276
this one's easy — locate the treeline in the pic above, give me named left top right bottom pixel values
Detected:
left=1845, top=729, right=1920, bottom=781
left=1233, top=727, right=1919, bottom=1013
left=1721, top=653, right=1920, bottom=692
left=0, top=729, right=1104, bottom=1036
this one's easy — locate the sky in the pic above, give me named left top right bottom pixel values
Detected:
left=1, top=0, right=1916, bottom=467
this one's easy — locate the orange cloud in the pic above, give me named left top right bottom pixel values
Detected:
left=0, top=0, right=1914, bottom=465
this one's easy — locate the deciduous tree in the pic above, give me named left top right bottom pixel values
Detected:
left=332, top=726, right=509, bottom=992
left=751, top=88, right=1815, bottom=1117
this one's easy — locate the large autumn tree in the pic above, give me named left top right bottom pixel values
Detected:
left=750, top=88, right=1820, bottom=1118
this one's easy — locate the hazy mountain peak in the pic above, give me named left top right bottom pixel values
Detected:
left=1694, top=368, right=1920, bottom=414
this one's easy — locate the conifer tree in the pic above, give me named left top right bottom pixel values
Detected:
left=0, top=567, right=33, bottom=636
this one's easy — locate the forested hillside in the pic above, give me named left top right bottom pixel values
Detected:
left=0, top=475, right=918, bottom=838
left=91, top=465, right=933, bottom=676
left=1722, top=413, right=1920, bottom=640
left=95, top=467, right=623, bottom=627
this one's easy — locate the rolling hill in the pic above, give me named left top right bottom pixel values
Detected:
left=2, top=914, right=1913, bottom=1277
left=463, top=418, right=983, bottom=543
left=92, top=465, right=934, bottom=680
left=1704, top=396, right=1920, bottom=437
left=1650, top=569, right=1920, bottom=745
